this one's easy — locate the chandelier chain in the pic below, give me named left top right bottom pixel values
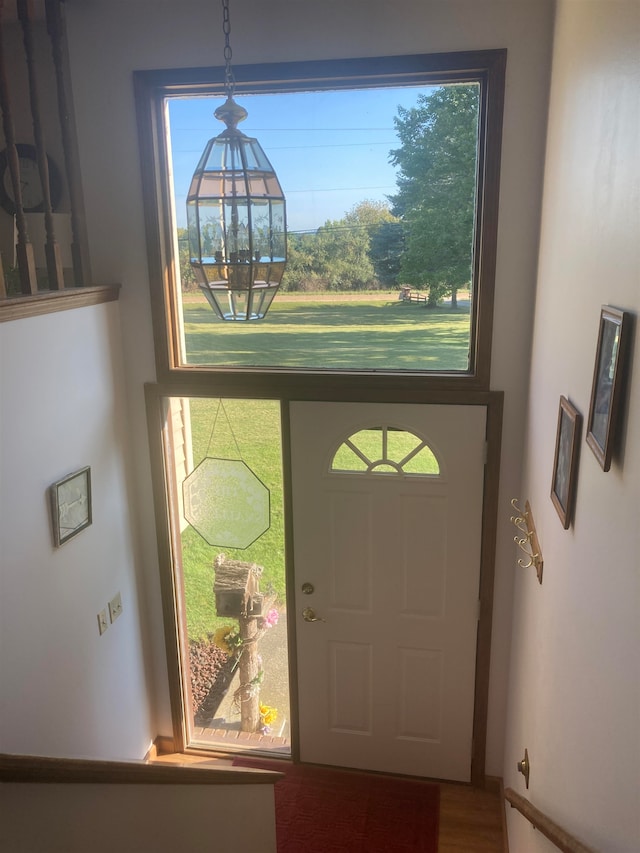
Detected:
left=221, top=0, right=235, bottom=97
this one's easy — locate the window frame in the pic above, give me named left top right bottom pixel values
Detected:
left=135, top=49, right=506, bottom=393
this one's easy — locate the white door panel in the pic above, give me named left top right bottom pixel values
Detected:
left=290, top=402, right=486, bottom=781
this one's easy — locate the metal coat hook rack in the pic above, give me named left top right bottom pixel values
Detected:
left=510, top=499, right=543, bottom=583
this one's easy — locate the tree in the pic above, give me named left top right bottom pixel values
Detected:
left=344, top=199, right=396, bottom=232
left=315, top=201, right=395, bottom=291
left=369, top=220, right=404, bottom=287
left=314, top=216, right=373, bottom=291
left=389, top=85, right=479, bottom=306
left=177, top=228, right=197, bottom=292
left=282, top=200, right=398, bottom=292
left=282, top=232, right=329, bottom=292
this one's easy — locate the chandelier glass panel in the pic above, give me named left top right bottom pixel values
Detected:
left=187, top=0, right=287, bottom=321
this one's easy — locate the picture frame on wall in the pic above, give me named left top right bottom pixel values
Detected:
left=50, top=467, right=92, bottom=546
left=551, top=396, right=582, bottom=529
left=586, top=306, right=631, bottom=471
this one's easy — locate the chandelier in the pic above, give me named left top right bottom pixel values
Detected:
left=186, top=0, right=287, bottom=321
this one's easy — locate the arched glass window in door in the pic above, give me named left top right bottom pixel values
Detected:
left=330, top=426, right=440, bottom=476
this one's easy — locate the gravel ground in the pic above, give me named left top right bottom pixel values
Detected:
left=189, top=638, right=236, bottom=724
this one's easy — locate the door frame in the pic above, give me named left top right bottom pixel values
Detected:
left=145, top=383, right=503, bottom=785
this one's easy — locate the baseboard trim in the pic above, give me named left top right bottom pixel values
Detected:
left=484, top=774, right=502, bottom=794
left=145, top=735, right=177, bottom=760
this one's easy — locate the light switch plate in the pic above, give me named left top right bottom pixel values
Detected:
left=108, top=592, right=123, bottom=623
left=97, top=609, right=109, bottom=635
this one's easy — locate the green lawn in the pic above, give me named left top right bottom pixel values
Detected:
left=182, top=293, right=471, bottom=371
left=179, top=294, right=471, bottom=640
left=181, top=398, right=285, bottom=641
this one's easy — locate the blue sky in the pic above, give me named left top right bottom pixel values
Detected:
left=167, top=85, right=434, bottom=232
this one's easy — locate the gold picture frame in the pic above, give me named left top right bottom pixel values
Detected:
left=50, top=467, right=92, bottom=546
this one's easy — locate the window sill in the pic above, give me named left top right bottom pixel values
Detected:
left=0, top=284, right=121, bottom=323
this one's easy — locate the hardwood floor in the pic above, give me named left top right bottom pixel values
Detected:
left=149, top=750, right=506, bottom=850
left=439, top=782, right=506, bottom=852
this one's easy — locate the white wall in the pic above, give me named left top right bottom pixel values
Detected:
left=504, top=2, right=640, bottom=851
left=63, top=0, right=555, bottom=771
left=0, top=303, right=154, bottom=759
left=0, top=782, right=276, bottom=852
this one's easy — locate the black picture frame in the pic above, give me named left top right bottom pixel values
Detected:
left=586, top=306, right=631, bottom=471
left=50, top=467, right=92, bottom=546
left=551, top=396, right=582, bottom=528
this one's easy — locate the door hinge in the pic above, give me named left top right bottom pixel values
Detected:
left=482, top=440, right=489, bottom=464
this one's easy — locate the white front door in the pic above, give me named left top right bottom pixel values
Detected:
left=290, top=402, right=486, bottom=781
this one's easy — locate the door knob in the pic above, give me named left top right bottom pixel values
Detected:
left=302, top=607, right=325, bottom=623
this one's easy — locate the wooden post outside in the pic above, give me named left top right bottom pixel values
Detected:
left=238, top=616, right=260, bottom=732
left=213, top=555, right=272, bottom=733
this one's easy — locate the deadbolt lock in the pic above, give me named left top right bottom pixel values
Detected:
left=301, top=582, right=314, bottom=595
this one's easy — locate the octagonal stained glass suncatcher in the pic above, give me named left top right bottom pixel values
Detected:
left=182, top=458, right=270, bottom=549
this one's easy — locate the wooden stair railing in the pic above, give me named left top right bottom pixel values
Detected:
left=45, top=0, right=92, bottom=287
left=0, top=0, right=93, bottom=312
left=0, top=752, right=283, bottom=785
left=504, top=787, right=599, bottom=853
left=19, top=0, right=64, bottom=291
left=0, top=0, right=38, bottom=296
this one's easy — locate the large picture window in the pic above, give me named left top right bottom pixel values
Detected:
left=136, top=51, right=505, bottom=388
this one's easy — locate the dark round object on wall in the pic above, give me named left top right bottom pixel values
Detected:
left=0, top=143, right=63, bottom=215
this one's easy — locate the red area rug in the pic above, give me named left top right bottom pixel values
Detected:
left=233, top=757, right=439, bottom=852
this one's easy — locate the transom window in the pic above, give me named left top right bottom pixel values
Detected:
left=135, top=51, right=505, bottom=388
left=331, top=427, right=440, bottom=476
